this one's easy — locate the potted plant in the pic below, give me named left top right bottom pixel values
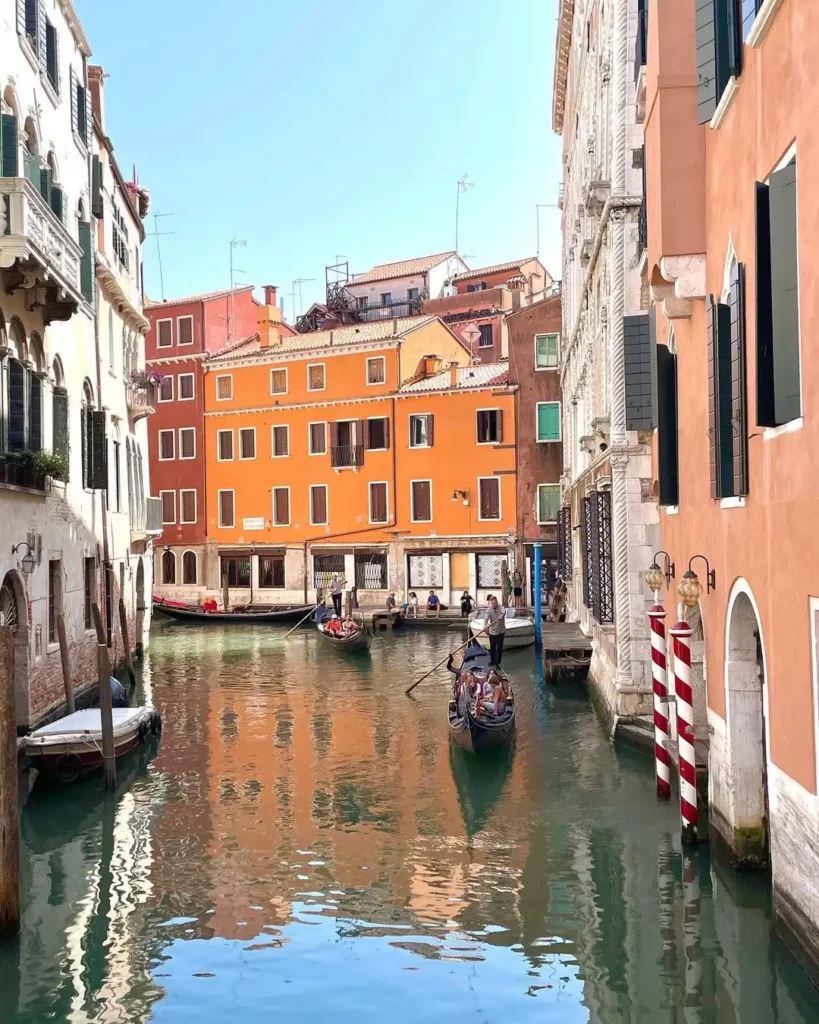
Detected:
left=130, top=368, right=166, bottom=388
left=33, top=449, right=69, bottom=482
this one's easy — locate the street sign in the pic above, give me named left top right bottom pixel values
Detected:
left=242, top=517, right=265, bottom=531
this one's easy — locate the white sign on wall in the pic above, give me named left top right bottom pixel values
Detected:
left=243, top=517, right=265, bottom=531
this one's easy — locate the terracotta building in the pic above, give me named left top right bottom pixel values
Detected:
left=643, top=0, right=819, bottom=982
left=507, top=293, right=563, bottom=602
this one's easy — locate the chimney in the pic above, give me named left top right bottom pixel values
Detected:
left=449, top=361, right=459, bottom=387
left=258, top=294, right=283, bottom=348
left=88, top=66, right=105, bottom=131
left=264, top=285, right=278, bottom=306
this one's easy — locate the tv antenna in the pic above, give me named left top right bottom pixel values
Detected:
left=229, top=238, right=247, bottom=340
left=455, top=174, right=474, bottom=255
left=293, top=278, right=316, bottom=321
left=147, top=213, right=174, bottom=301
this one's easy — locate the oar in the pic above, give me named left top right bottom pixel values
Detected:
left=284, top=599, right=327, bottom=639
left=405, top=626, right=489, bottom=695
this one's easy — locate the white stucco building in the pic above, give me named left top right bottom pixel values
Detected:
left=552, top=0, right=659, bottom=729
left=346, top=251, right=469, bottom=318
left=0, top=1, right=157, bottom=731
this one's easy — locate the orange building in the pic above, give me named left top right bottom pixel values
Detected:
left=199, top=313, right=517, bottom=606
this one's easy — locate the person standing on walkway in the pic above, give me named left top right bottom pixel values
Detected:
left=512, top=569, right=524, bottom=609
left=483, top=594, right=506, bottom=667
left=329, top=574, right=345, bottom=617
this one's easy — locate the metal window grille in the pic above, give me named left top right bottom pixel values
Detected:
left=476, top=553, right=505, bottom=589
left=408, top=555, right=443, bottom=589
left=582, top=492, right=614, bottom=624
left=354, top=553, right=387, bottom=590
left=581, top=496, right=593, bottom=610
left=313, top=553, right=346, bottom=589
left=557, top=506, right=572, bottom=579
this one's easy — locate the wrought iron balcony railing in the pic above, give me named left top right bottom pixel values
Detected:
left=126, top=382, right=157, bottom=420
left=331, top=444, right=364, bottom=469
left=0, top=452, right=47, bottom=492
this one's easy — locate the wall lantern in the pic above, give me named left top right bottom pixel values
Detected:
left=451, top=489, right=469, bottom=505
left=678, top=555, right=716, bottom=608
left=646, top=550, right=675, bottom=593
left=11, top=542, right=36, bottom=575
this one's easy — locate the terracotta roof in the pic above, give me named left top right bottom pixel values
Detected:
left=552, top=0, right=576, bottom=134
left=399, top=361, right=510, bottom=393
left=144, top=285, right=255, bottom=310
left=209, top=315, right=440, bottom=362
left=453, top=258, right=537, bottom=282
left=351, top=252, right=459, bottom=286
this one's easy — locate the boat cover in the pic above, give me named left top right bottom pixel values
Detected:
left=26, top=707, right=154, bottom=746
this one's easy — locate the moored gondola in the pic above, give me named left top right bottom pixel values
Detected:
left=153, top=597, right=314, bottom=624
left=317, top=618, right=372, bottom=652
left=446, top=640, right=515, bottom=753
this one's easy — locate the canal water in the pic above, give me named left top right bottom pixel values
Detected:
left=1, top=624, right=818, bottom=1023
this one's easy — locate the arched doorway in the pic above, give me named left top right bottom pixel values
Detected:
left=0, top=570, right=30, bottom=731
left=724, top=584, right=769, bottom=867
left=135, top=557, right=145, bottom=657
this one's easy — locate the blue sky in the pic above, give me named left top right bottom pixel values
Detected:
left=78, top=0, right=562, bottom=319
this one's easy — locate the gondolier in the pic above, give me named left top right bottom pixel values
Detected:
left=329, top=574, right=345, bottom=617
left=483, top=594, right=506, bottom=667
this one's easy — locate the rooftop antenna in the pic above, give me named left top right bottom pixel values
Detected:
left=455, top=173, right=474, bottom=256
left=293, top=278, right=316, bottom=320
left=229, top=238, right=247, bottom=340
left=535, top=204, right=559, bottom=259
left=283, top=287, right=297, bottom=325
left=147, top=213, right=174, bottom=302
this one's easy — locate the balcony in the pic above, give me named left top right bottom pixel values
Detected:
left=126, top=381, right=157, bottom=421
left=331, top=444, right=364, bottom=470
left=354, top=297, right=423, bottom=322
left=146, top=497, right=163, bottom=535
left=0, top=451, right=47, bottom=493
left=0, top=177, right=85, bottom=321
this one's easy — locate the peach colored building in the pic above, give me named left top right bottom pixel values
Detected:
left=643, top=0, right=819, bottom=981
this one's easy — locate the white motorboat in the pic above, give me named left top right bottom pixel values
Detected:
left=469, top=607, right=536, bottom=649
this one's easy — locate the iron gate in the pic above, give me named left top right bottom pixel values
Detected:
left=313, top=552, right=346, bottom=589
left=354, top=552, right=388, bottom=590
left=408, top=554, right=443, bottom=589
left=557, top=506, right=572, bottom=579
left=581, top=492, right=614, bottom=624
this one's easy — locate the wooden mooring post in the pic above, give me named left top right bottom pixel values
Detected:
left=118, top=598, right=136, bottom=687
left=0, top=626, right=20, bottom=938
left=55, top=612, right=75, bottom=714
left=97, top=641, right=117, bottom=791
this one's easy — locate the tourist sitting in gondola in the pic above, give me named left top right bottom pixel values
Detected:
left=341, top=615, right=359, bottom=636
left=477, top=670, right=509, bottom=718
left=325, top=615, right=343, bottom=635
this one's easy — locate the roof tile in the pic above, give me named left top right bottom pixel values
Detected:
left=144, top=285, right=255, bottom=310
left=399, top=361, right=510, bottom=392
left=351, top=252, right=458, bottom=285
left=453, top=258, right=537, bottom=282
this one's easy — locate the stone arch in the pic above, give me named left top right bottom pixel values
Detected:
left=182, top=550, right=198, bottom=586
left=0, top=570, right=30, bottom=730
left=52, top=355, right=65, bottom=387
left=162, top=549, right=176, bottom=585
left=29, top=332, right=45, bottom=373
left=2, top=84, right=20, bottom=118
left=23, top=116, right=39, bottom=157
left=722, top=579, right=769, bottom=867
left=8, top=317, right=27, bottom=362
left=82, top=377, right=94, bottom=407
left=46, top=149, right=59, bottom=183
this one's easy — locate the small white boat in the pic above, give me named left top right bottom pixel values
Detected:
left=25, top=707, right=161, bottom=782
left=469, top=607, right=536, bottom=649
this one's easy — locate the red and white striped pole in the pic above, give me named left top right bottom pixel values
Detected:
left=648, top=600, right=671, bottom=799
left=670, top=610, right=697, bottom=844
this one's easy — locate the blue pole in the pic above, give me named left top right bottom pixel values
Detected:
left=533, top=541, right=542, bottom=649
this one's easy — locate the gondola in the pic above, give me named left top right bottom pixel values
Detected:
left=316, top=619, right=372, bottom=652
left=152, top=597, right=314, bottom=624
left=447, top=640, right=515, bottom=753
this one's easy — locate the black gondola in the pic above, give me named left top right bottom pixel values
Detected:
left=153, top=597, right=314, bottom=624
left=446, top=640, right=516, bottom=753
left=316, top=611, right=372, bottom=652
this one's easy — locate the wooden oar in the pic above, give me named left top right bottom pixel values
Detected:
left=284, top=599, right=327, bottom=639
left=405, top=626, right=489, bottom=695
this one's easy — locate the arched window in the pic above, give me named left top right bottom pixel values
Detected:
left=182, top=551, right=198, bottom=585
left=52, top=357, right=68, bottom=472
left=162, top=550, right=176, bottom=585
left=27, top=333, right=45, bottom=452
left=7, top=319, right=27, bottom=452
left=45, top=151, right=64, bottom=222
left=136, top=442, right=145, bottom=523
left=22, top=117, right=41, bottom=192
left=81, top=379, right=94, bottom=488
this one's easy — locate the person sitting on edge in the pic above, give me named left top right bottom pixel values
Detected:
left=408, top=592, right=419, bottom=618
left=425, top=590, right=441, bottom=618
left=386, top=592, right=396, bottom=611
left=460, top=591, right=474, bottom=617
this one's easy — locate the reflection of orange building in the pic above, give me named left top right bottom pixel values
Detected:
left=198, top=313, right=518, bottom=606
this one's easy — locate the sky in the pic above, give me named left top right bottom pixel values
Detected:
left=77, top=0, right=562, bottom=320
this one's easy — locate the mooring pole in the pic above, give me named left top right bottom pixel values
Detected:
left=669, top=609, right=697, bottom=844
left=648, top=598, right=671, bottom=799
left=222, top=573, right=230, bottom=612
left=97, top=642, right=117, bottom=791
left=0, top=627, right=20, bottom=938
left=118, top=598, right=136, bottom=687
left=533, top=541, right=542, bottom=649
left=56, top=611, right=75, bottom=714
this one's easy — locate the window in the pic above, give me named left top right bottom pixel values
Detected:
left=656, top=344, right=679, bottom=506
left=756, top=154, right=801, bottom=428
left=47, top=559, right=61, bottom=644
left=158, top=376, right=174, bottom=402
left=162, top=550, right=176, bottom=585
left=259, top=554, right=285, bottom=588
left=84, top=557, right=96, bottom=630
left=478, top=477, right=501, bottom=520
left=270, top=368, right=288, bottom=394
left=696, top=0, right=742, bottom=124
left=216, top=375, right=233, bottom=400
left=112, top=204, right=130, bottom=270
left=369, top=482, right=388, bottom=524
left=407, top=287, right=420, bottom=302
left=182, top=550, right=197, bottom=585
left=478, top=324, right=493, bottom=348
left=271, top=424, right=289, bottom=457
left=220, top=556, right=250, bottom=588
left=239, top=427, right=256, bottom=460
left=52, top=384, right=69, bottom=472
left=535, top=332, right=560, bottom=369
left=218, top=490, right=235, bottom=528
left=624, top=314, right=654, bottom=430
left=537, top=484, right=561, bottom=524
left=309, top=422, right=327, bottom=455
left=113, top=439, right=121, bottom=510
left=307, top=363, right=325, bottom=391
left=536, top=402, right=561, bottom=442
left=357, top=296, right=369, bottom=310
left=217, top=429, right=234, bottom=461
left=409, top=414, right=434, bottom=448
left=45, top=19, right=59, bottom=92
left=366, top=417, right=389, bottom=450
left=179, top=428, right=196, bottom=460
left=380, top=292, right=392, bottom=306
left=159, top=429, right=175, bottom=461
left=272, top=487, right=290, bottom=526
left=177, top=316, right=193, bottom=345
left=178, top=374, right=194, bottom=400
left=310, top=485, right=328, bottom=525
left=411, top=480, right=432, bottom=522
left=160, top=490, right=176, bottom=524
left=180, top=489, right=197, bottom=524
left=477, top=409, right=502, bottom=444
left=742, top=0, right=764, bottom=39
left=72, top=69, right=90, bottom=147
left=367, top=357, right=386, bottom=385
left=156, top=319, right=172, bottom=348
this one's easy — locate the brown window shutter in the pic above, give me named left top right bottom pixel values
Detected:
left=329, top=422, right=339, bottom=448
left=220, top=491, right=234, bottom=527
left=496, top=410, right=503, bottom=443
left=413, top=481, right=430, bottom=521
left=275, top=488, right=289, bottom=524
left=312, top=486, right=327, bottom=524
left=707, top=296, right=718, bottom=499
left=427, top=415, right=434, bottom=446
left=383, top=416, right=390, bottom=449
left=371, top=483, right=387, bottom=522
left=357, top=418, right=367, bottom=450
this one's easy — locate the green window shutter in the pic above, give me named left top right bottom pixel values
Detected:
left=52, top=389, right=69, bottom=471
left=39, top=167, right=51, bottom=202
left=730, top=262, right=749, bottom=496
left=50, top=183, right=63, bottom=221
left=78, top=221, right=93, bottom=302
left=696, top=0, right=731, bottom=125
left=769, top=159, right=801, bottom=426
left=91, top=156, right=104, bottom=218
left=1, top=114, right=18, bottom=177
left=90, top=409, right=108, bottom=489
left=539, top=485, right=560, bottom=523
left=727, top=0, right=742, bottom=78
left=70, top=66, right=78, bottom=135
left=8, top=360, right=26, bottom=451
left=537, top=402, right=560, bottom=441
left=29, top=372, right=42, bottom=451
left=36, top=0, right=47, bottom=68
left=755, top=182, right=776, bottom=426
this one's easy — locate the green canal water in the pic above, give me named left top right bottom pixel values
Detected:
left=1, top=623, right=818, bottom=1023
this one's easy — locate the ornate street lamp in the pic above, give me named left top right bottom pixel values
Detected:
left=11, top=542, right=36, bottom=575
left=677, top=555, right=716, bottom=608
left=646, top=550, right=675, bottom=594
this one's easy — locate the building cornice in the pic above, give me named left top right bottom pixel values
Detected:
left=552, top=0, right=575, bottom=134
left=58, top=0, right=92, bottom=56
left=146, top=352, right=209, bottom=366
left=95, top=258, right=150, bottom=333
